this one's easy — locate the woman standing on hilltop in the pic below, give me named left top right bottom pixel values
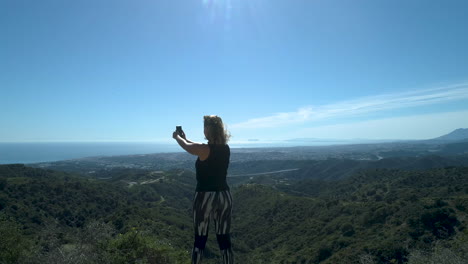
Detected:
left=173, top=115, right=234, bottom=264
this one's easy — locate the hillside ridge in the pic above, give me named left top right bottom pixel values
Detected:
left=432, top=128, right=468, bottom=141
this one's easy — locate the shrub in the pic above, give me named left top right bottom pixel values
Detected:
left=421, top=209, right=459, bottom=239
left=0, top=215, right=31, bottom=263
left=105, top=228, right=189, bottom=264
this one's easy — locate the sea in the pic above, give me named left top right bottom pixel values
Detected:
left=0, top=140, right=356, bottom=165
left=0, top=142, right=181, bottom=165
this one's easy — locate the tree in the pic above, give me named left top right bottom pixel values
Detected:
left=0, top=215, right=30, bottom=263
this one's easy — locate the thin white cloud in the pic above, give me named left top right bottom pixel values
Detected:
left=293, top=110, right=468, bottom=140
left=231, top=82, right=468, bottom=129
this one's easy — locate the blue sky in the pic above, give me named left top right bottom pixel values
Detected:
left=1, top=0, right=468, bottom=144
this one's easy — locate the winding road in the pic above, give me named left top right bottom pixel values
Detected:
left=229, top=168, right=300, bottom=177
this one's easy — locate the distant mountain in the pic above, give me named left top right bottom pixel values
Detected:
left=432, top=128, right=468, bottom=141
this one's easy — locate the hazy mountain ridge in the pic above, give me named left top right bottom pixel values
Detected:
left=431, top=128, right=468, bottom=141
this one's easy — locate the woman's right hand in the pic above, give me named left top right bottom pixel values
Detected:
left=180, top=130, right=186, bottom=139
left=172, top=130, right=186, bottom=140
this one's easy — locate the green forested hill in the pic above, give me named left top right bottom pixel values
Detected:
left=229, top=154, right=468, bottom=180
left=0, top=164, right=194, bottom=263
left=233, top=167, right=468, bottom=263
left=1, top=164, right=468, bottom=263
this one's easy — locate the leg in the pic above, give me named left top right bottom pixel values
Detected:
left=192, top=235, right=208, bottom=264
left=214, top=190, right=234, bottom=264
left=217, top=233, right=233, bottom=264
left=192, top=191, right=215, bottom=264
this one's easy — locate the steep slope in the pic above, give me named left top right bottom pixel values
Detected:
left=431, top=128, right=468, bottom=141
left=234, top=167, right=468, bottom=263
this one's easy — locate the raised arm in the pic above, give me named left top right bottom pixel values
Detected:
left=178, top=129, right=200, bottom=144
left=184, top=138, right=198, bottom=144
left=173, top=132, right=209, bottom=160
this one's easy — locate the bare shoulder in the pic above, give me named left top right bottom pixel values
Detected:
left=194, top=143, right=210, bottom=152
left=197, top=143, right=210, bottom=161
left=183, top=142, right=209, bottom=158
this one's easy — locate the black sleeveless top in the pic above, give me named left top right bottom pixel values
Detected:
left=195, top=144, right=230, bottom=192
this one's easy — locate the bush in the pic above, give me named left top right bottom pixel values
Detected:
left=0, top=215, right=31, bottom=263
left=105, top=227, right=190, bottom=264
left=341, top=224, right=355, bottom=237
left=408, top=245, right=466, bottom=264
left=421, top=209, right=459, bottom=239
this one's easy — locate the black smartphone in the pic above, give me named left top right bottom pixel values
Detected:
left=176, top=126, right=183, bottom=136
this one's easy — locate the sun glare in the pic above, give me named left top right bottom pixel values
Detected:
left=202, top=0, right=232, bottom=24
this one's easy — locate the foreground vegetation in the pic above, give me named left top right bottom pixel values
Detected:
left=1, top=162, right=467, bottom=263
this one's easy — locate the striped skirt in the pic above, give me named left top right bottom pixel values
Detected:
left=192, top=190, right=234, bottom=264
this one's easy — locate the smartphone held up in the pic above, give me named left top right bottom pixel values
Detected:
left=176, top=126, right=184, bottom=137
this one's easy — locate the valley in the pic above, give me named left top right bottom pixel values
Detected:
left=1, top=132, right=468, bottom=263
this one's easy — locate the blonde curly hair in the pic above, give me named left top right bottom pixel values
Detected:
left=204, top=115, right=231, bottom=145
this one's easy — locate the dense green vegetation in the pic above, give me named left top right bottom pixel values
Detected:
left=234, top=167, right=468, bottom=263
left=0, top=165, right=194, bottom=263
left=1, top=163, right=468, bottom=263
